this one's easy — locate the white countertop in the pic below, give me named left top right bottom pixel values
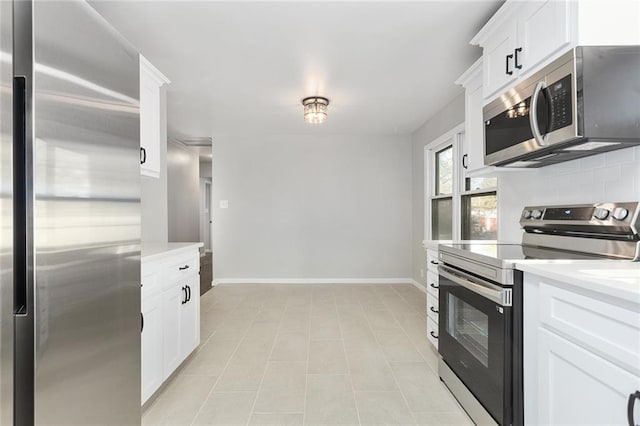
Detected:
left=516, top=260, right=640, bottom=304
left=141, top=242, right=204, bottom=261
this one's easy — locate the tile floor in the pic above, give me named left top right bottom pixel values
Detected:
left=143, top=283, right=473, bottom=426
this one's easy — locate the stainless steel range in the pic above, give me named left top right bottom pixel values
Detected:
left=436, top=202, right=640, bottom=426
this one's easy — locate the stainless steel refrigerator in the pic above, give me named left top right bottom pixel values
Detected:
left=1, top=1, right=141, bottom=424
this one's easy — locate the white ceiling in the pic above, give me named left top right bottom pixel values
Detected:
left=91, top=1, right=502, bottom=138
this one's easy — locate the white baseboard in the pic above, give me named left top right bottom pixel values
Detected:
left=213, top=278, right=415, bottom=285
left=410, top=279, right=428, bottom=294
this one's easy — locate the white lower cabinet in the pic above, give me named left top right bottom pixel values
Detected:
left=180, top=277, right=200, bottom=360
left=427, top=317, right=439, bottom=350
left=162, top=284, right=183, bottom=380
left=141, top=246, right=201, bottom=404
left=536, top=328, right=639, bottom=426
left=524, top=272, right=640, bottom=425
left=141, top=291, right=163, bottom=403
left=426, top=249, right=440, bottom=350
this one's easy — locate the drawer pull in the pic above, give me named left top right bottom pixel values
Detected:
left=430, top=283, right=439, bottom=289
left=186, top=285, right=191, bottom=303
left=181, top=287, right=187, bottom=304
left=429, top=306, right=439, bottom=314
left=430, top=331, right=438, bottom=339
left=628, top=390, right=640, bottom=426
left=430, top=260, right=439, bottom=265
left=179, top=265, right=190, bottom=271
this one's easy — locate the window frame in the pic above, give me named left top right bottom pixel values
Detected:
left=424, top=123, right=499, bottom=242
left=424, top=123, right=464, bottom=241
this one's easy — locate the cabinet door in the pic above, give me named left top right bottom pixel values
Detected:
left=427, top=317, right=438, bottom=349
left=482, top=20, right=518, bottom=100
left=141, top=292, right=163, bottom=404
left=537, top=328, right=640, bottom=425
left=180, top=278, right=200, bottom=361
left=162, top=285, right=182, bottom=380
left=464, top=78, right=486, bottom=173
left=140, top=64, right=161, bottom=178
left=517, top=0, right=571, bottom=77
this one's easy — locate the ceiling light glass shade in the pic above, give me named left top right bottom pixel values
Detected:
left=302, top=96, right=329, bottom=124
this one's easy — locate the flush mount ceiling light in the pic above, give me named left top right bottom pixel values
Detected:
left=302, top=96, right=329, bottom=124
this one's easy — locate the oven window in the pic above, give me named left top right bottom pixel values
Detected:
left=446, top=293, right=489, bottom=367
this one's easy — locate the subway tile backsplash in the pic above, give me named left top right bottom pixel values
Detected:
left=498, top=146, right=640, bottom=241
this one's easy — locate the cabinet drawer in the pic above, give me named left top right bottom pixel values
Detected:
left=426, top=271, right=439, bottom=298
left=427, top=293, right=439, bottom=322
left=427, top=317, right=439, bottom=349
left=141, top=260, right=162, bottom=298
left=427, top=250, right=440, bottom=274
left=165, top=253, right=199, bottom=290
left=539, top=281, right=640, bottom=374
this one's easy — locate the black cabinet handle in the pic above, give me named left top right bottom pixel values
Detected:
left=141, top=313, right=144, bottom=333
left=628, top=391, right=640, bottom=426
left=462, top=154, right=468, bottom=170
left=506, top=54, right=514, bottom=76
left=430, top=260, right=439, bottom=265
left=430, top=306, right=439, bottom=314
left=514, top=47, right=522, bottom=69
left=186, top=285, right=191, bottom=303
left=140, top=147, right=146, bottom=164
left=430, top=331, right=438, bottom=339
left=430, top=283, right=439, bottom=289
left=181, top=287, right=187, bottom=304
left=179, top=265, right=190, bottom=271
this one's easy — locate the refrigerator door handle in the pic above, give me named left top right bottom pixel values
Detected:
left=13, top=76, right=28, bottom=315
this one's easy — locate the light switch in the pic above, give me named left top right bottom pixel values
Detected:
left=219, top=200, right=229, bottom=209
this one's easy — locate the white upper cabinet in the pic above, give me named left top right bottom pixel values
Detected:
left=455, top=58, right=487, bottom=176
left=517, top=0, right=571, bottom=75
left=481, top=21, right=518, bottom=98
left=472, top=0, right=640, bottom=103
left=140, top=55, right=170, bottom=179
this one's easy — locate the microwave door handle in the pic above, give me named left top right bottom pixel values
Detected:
left=438, top=265, right=510, bottom=306
left=530, top=81, right=548, bottom=146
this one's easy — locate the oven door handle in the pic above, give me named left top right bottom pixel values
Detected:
left=438, top=264, right=511, bottom=306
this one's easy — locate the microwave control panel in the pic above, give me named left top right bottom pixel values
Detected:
left=547, top=74, right=573, bottom=132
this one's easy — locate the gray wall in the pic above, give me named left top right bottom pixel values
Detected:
left=212, top=134, right=412, bottom=280
left=141, top=86, right=168, bottom=244
left=410, top=93, right=465, bottom=285
left=167, top=140, right=200, bottom=242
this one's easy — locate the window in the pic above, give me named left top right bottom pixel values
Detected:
left=425, top=127, right=498, bottom=241
left=461, top=176, right=497, bottom=240
left=431, top=145, right=454, bottom=239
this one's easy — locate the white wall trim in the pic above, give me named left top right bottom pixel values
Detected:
left=213, top=278, right=416, bottom=285
left=410, top=279, right=428, bottom=294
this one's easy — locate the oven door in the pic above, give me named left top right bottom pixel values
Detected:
left=438, top=264, right=512, bottom=426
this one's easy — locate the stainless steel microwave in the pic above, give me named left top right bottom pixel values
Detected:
left=483, top=46, right=640, bottom=168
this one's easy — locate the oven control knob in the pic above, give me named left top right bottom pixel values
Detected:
left=593, top=208, right=610, bottom=220
left=531, top=209, right=543, bottom=219
left=522, top=210, right=532, bottom=219
left=612, top=207, right=629, bottom=221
